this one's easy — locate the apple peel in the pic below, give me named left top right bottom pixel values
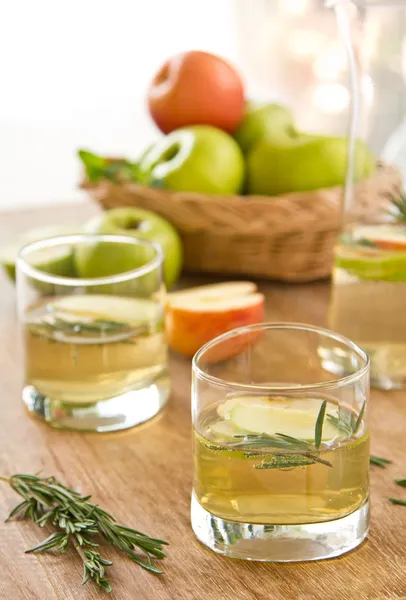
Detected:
left=165, top=281, right=265, bottom=358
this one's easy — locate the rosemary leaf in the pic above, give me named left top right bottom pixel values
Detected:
left=5, top=500, right=30, bottom=522
left=394, top=479, right=406, bottom=487
left=370, top=455, right=392, bottom=468
left=389, top=498, right=406, bottom=506
left=314, top=400, right=327, bottom=449
left=353, top=401, right=366, bottom=434
left=326, top=413, right=353, bottom=436
left=255, top=454, right=316, bottom=469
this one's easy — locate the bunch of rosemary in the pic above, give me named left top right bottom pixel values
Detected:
left=1, top=473, right=168, bottom=593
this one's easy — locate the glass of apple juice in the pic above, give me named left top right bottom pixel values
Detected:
left=191, top=323, right=370, bottom=562
left=16, top=234, right=169, bottom=432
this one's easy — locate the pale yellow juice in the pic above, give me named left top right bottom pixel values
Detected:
left=193, top=396, right=369, bottom=525
left=24, top=294, right=167, bottom=404
left=328, top=224, right=406, bottom=386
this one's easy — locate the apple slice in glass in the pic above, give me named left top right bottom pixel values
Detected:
left=337, top=224, right=406, bottom=282
left=0, top=225, right=79, bottom=282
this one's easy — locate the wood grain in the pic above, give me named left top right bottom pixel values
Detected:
left=0, top=204, right=405, bottom=600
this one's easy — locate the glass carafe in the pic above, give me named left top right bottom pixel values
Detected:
left=329, top=0, right=406, bottom=389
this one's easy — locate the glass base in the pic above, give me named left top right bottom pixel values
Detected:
left=191, top=493, right=370, bottom=562
left=23, top=373, right=170, bottom=432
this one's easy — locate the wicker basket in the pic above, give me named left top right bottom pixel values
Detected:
left=83, top=164, right=401, bottom=282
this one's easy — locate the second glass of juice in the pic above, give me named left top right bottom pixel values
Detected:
left=191, top=323, right=370, bottom=562
left=17, top=234, right=169, bottom=432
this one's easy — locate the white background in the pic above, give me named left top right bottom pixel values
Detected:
left=0, top=0, right=239, bottom=211
left=2, top=1, right=403, bottom=213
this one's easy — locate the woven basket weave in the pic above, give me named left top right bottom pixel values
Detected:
left=83, top=164, right=401, bottom=282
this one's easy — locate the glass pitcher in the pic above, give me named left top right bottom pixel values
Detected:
left=328, top=0, right=406, bottom=389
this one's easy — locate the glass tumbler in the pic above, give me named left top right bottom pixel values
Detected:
left=191, top=323, right=370, bottom=562
left=17, top=234, right=169, bottom=432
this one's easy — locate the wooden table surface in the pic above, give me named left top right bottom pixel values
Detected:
left=0, top=204, right=405, bottom=600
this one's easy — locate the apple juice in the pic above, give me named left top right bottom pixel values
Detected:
left=23, top=294, right=168, bottom=405
left=193, top=396, right=369, bottom=525
left=328, top=224, right=406, bottom=388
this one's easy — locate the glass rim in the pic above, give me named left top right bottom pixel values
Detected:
left=192, top=322, right=369, bottom=393
left=16, top=233, right=164, bottom=286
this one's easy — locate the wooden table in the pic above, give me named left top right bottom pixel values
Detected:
left=0, top=204, right=405, bottom=600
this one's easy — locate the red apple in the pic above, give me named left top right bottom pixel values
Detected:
left=147, top=51, right=245, bottom=134
left=165, top=282, right=265, bottom=358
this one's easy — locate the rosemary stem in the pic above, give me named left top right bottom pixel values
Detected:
left=73, top=540, right=87, bottom=563
left=303, top=453, right=332, bottom=468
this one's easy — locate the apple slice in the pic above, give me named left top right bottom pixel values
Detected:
left=221, top=396, right=339, bottom=442
left=165, top=281, right=265, bottom=358
left=0, top=225, right=79, bottom=282
left=51, top=294, right=162, bottom=328
left=353, top=224, right=406, bottom=251
left=336, top=225, right=406, bottom=282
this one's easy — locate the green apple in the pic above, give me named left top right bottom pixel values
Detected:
left=138, top=125, right=245, bottom=195
left=246, top=136, right=376, bottom=196
left=234, top=102, right=296, bottom=154
left=0, top=224, right=79, bottom=282
left=78, top=207, right=183, bottom=289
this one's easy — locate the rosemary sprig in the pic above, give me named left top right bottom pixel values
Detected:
left=314, top=400, right=327, bottom=449
left=370, top=455, right=392, bottom=468
left=255, top=455, right=316, bottom=469
left=230, top=433, right=310, bottom=450
left=30, top=316, right=134, bottom=337
left=230, top=433, right=332, bottom=469
left=1, top=473, right=168, bottom=593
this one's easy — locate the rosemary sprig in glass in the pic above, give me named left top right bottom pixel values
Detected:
left=29, top=316, right=135, bottom=337
left=208, top=401, right=368, bottom=471
left=1, top=473, right=168, bottom=594
left=229, top=431, right=333, bottom=469
left=229, top=401, right=332, bottom=470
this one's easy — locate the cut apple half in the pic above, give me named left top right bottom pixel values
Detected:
left=219, top=396, right=339, bottom=442
left=50, top=294, right=162, bottom=328
left=165, top=281, right=265, bottom=358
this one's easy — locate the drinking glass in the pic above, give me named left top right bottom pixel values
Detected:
left=191, top=323, right=370, bottom=562
left=17, top=234, right=169, bottom=432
